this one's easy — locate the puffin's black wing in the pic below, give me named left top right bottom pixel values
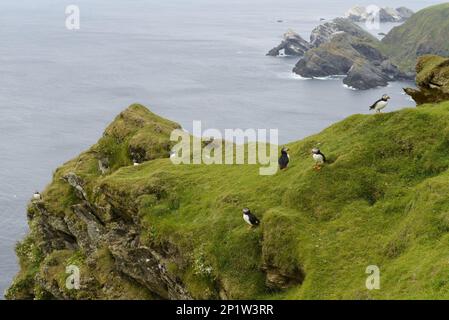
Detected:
left=369, top=99, right=382, bottom=110
left=278, top=154, right=289, bottom=169
left=248, top=213, right=260, bottom=225
left=319, top=151, right=326, bottom=162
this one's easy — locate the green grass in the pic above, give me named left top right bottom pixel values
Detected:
left=382, top=3, right=449, bottom=72
left=9, top=101, right=449, bottom=300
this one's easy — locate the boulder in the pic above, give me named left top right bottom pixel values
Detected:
left=404, top=55, right=449, bottom=105
left=267, top=29, right=311, bottom=57
left=343, top=61, right=389, bottom=90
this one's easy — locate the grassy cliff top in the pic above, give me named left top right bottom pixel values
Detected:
left=9, top=101, right=449, bottom=299
left=382, top=3, right=449, bottom=72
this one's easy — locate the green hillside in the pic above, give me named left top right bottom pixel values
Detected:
left=7, top=100, right=449, bottom=300
left=382, top=3, right=449, bottom=72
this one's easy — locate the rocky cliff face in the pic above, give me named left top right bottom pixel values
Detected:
left=266, top=30, right=311, bottom=57
left=381, top=3, right=449, bottom=73
left=269, top=4, right=449, bottom=90
left=6, top=105, right=193, bottom=300
left=345, top=6, right=413, bottom=23
left=405, top=55, right=449, bottom=105
left=289, top=18, right=410, bottom=89
left=6, top=104, right=303, bottom=300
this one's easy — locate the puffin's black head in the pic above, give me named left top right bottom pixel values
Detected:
left=312, top=148, right=320, bottom=155
left=281, top=147, right=289, bottom=154
left=242, top=208, right=250, bottom=215
left=382, top=94, right=391, bottom=101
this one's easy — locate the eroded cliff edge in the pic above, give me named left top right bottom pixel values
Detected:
left=405, top=55, right=449, bottom=105
left=6, top=105, right=304, bottom=300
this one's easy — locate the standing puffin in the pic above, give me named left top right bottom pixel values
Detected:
left=33, top=191, right=42, bottom=201
left=369, top=94, right=390, bottom=113
left=278, top=147, right=290, bottom=170
left=242, top=208, right=260, bottom=228
left=312, top=148, right=326, bottom=170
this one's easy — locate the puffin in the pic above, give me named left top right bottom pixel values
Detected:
left=278, top=147, right=290, bottom=170
left=242, top=208, right=260, bottom=228
left=312, top=148, right=326, bottom=170
left=33, top=191, right=42, bottom=201
left=369, top=94, right=390, bottom=113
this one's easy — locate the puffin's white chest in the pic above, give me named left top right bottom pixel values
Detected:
left=313, top=154, right=324, bottom=164
left=243, top=214, right=252, bottom=226
left=375, top=100, right=388, bottom=111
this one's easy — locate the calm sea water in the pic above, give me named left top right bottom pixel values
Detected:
left=0, top=0, right=443, bottom=298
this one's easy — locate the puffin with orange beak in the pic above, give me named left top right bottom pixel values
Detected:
left=370, top=94, right=390, bottom=113
left=312, top=148, right=326, bottom=170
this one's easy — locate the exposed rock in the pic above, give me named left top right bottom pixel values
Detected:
left=345, top=6, right=414, bottom=23
left=267, top=29, right=311, bottom=57
left=5, top=105, right=199, bottom=300
left=29, top=202, right=78, bottom=254
left=98, top=158, right=109, bottom=175
left=9, top=105, right=311, bottom=300
left=344, top=61, right=389, bottom=90
left=345, top=6, right=366, bottom=22
left=109, top=245, right=191, bottom=299
left=62, top=172, right=88, bottom=200
left=263, top=265, right=304, bottom=290
left=293, top=35, right=354, bottom=77
left=395, top=7, right=414, bottom=20
left=309, top=18, right=374, bottom=48
left=404, top=55, right=449, bottom=105
left=291, top=18, right=413, bottom=90
left=269, top=5, right=449, bottom=89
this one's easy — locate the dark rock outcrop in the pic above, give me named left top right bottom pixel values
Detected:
left=269, top=5, right=449, bottom=89
left=395, top=7, right=414, bottom=20
left=265, top=18, right=412, bottom=89
left=267, top=30, right=311, bottom=57
left=6, top=105, right=193, bottom=300
left=293, top=35, right=354, bottom=77
left=309, top=18, right=374, bottom=48
left=404, top=55, right=449, bottom=105
left=290, top=21, right=411, bottom=89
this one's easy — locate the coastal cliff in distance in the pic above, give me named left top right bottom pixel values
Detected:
left=382, top=3, right=449, bottom=74
left=345, top=6, right=413, bottom=23
left=268, top=3, right=449, bottom=90
left=8, top=58, right=449, bottom=299
left=269, top=18, right=410, bottom=90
